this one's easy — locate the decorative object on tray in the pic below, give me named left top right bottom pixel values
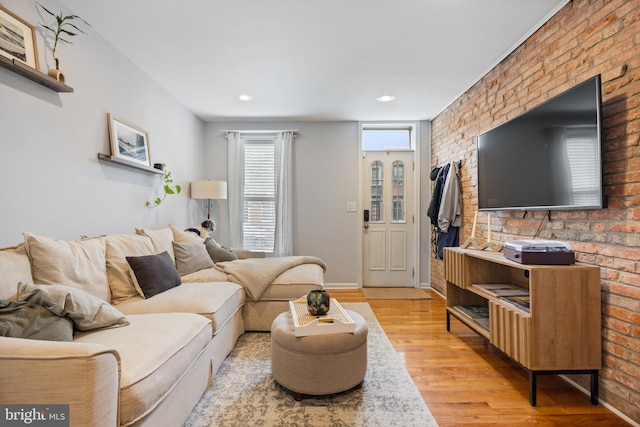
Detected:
left=36, top=2, right=90, bottom=83
left=107, top=113, right=152, bottom=167
left=146, top=163, right=181, bottom=208
left=0, top=5, right=39, bottom=70
left=289, top=296, right=355, bottom=337
left=306, top=289, right=330, bottom=315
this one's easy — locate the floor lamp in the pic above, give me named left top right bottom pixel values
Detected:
left=190, top=180, right=227, bottom=232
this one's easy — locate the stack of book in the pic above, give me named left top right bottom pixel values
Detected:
left=471, top=284, right=530, bottom=297
left=501, top=295, right=531, bottom=313
left=453, top=305, right=490, bottom=330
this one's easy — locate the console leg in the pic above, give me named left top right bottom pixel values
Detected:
left=529, top=371, right=537, bottom=406
left=591, top=371, right=599, bottom=405
left=446, top=311, right=450, bottom=331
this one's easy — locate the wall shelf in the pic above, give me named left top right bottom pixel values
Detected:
left=97, top=153, right=164, bottom=174
left=0, top=56, right=73, bottom=93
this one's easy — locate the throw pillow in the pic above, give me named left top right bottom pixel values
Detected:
left=172, top=241, right=215, bottom=276
left=204, top=237, right=238, bottom=263
left=169, top=224, right=204, bottom=244
left=135, top=227, right=175, bottom=261
left=0, top=300, right=73, bottom=341
left=17, top=283, right=129, bottom=332
left=23, top=233, right=110, bottom=302
left=126, top=251, right=181, bottom=299
left=0, top=244, right=33, bottom=300
left=105, top=234, right=155, bottom=304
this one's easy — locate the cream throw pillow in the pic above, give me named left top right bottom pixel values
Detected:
left=135, top=227, right=175, bottom=261
left=169, top=224, right=205, bottom=243
left=172, top=241, right=215, bottom=276
left=0, top=244, right=33, bottom=300
left=105, top=234, right=155, bottom=304
left=23, top=233, right=109, bottom=302
left=17, top=282, right=129, bottom=331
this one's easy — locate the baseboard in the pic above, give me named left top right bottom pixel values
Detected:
left=560, top=375, right=639, bottom=427
left=324, top=283, right=360, bottom=290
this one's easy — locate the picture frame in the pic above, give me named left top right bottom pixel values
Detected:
left=0, top=5, right=39, bottom=69
left=107, top=114, right=151, bottom=167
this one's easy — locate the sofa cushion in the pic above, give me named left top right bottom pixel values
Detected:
left=180, top=267, right=228, bottom=283
left=74, top=313, right=212, bottom=426
left=105, top=234, right=156, bottom=304
left=172, top=241, right=215, bottom=276
left=170, top=224, right=204, bottom=243
left=135, top=227, right=175, bottom=261
left=0, top=244, right=33, bottom=300
left=126, top=252, right=181, bottom=298
left=23, top=233, right=110, bottom=302
left=204, top=237, right=238, bottom=262
left=114, top=282, right=245, bottom=336
left=17, top=283, right=129, bottom=331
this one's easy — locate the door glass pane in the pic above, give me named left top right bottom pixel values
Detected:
left=392, top=161, right=405, bottom=222
left=370, top=161, right=384, bottom=222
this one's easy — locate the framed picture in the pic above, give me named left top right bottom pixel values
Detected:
left=0, top=5, right=39, bottom=69
left=107, top=114, right=151, bottom=167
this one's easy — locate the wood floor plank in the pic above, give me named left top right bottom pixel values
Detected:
left=328, top=288, right=631, bottom=427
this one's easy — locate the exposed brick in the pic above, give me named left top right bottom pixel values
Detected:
left=430, top=1, right=640, bottom=418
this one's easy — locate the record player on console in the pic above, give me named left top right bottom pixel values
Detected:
left=503, top=239, right=575, bottom=265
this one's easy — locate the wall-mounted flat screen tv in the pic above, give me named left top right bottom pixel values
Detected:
left=477, top=74, right=603, bottom=212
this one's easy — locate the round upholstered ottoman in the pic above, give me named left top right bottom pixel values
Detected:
left=270, top=309, right=368, bottom=400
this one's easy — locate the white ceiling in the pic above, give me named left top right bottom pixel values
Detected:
left=59, top=0, right=568, bottom=122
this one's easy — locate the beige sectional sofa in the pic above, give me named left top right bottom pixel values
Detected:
left=0, top=226, right=324, bottom=427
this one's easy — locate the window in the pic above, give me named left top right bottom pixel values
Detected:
left=392, top=161, right=405, bottom=222
left=370, top=161, right=384, bottom=222
left=243, top=139, right=276, bottom=251
left=227, top=130, right=294, bottom=256
left=361, top=123, right=416, bottom=151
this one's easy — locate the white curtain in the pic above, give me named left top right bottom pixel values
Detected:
left=226, top=132, right=244, bottom=249
left=273, top=131, right=293, bottom=256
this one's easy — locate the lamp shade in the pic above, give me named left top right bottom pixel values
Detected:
left=190, top=180, right=227, bottom=200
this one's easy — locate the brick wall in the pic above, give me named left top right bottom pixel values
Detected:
left=430, top=0, right=640, bottom=421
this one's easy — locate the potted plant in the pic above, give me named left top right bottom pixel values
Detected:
left=146, top=164, right=182, bottom=208
left=36, top=2, right=90, bottom=83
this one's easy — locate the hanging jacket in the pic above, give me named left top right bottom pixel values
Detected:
left=427, top=164, right=449, bottom=227
left=438, top=161, right=462, bottom=233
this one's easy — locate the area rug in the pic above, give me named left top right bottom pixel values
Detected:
left=363, top=287, right=432, bottom=300
left=183, top=302, right=438, bottom=427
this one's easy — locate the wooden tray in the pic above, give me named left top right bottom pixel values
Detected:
left=289, top=297, right=355, bottom=337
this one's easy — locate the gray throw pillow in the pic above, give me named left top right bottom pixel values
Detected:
left=205, top=237, right=238, bottom=263
left=172, top=241, right=215, bottom=276
left=126, top=251, right=181, bottom=298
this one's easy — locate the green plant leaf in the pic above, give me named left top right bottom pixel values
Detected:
left=164, top=186, right=175, bottom=195
left=175, top=185, right=182, bottom=194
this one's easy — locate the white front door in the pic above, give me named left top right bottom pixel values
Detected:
left=362, top=151, right=414, bottom=287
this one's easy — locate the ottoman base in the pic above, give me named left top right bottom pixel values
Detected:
left=270, top=309, right=368, bottom=398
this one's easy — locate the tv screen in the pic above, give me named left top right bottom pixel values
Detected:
left=477, top=75, right=603, bottom=212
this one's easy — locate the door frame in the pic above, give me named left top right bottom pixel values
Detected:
left=357, top=122, right=421, bottom=288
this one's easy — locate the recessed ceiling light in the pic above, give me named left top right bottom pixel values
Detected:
left=376, top=95, right=395, bottom=102
left=238, top=94, right=253, bottom=101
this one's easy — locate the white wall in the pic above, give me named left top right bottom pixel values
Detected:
left=204, top=121, right=432, bottom=286
left=0, top=0, right=205, bottom=246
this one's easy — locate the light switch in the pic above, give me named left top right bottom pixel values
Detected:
left=347, top=202, right=357, bottom=212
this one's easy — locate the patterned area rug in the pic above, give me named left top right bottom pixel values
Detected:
left=184, top=302, right=438, bottom=427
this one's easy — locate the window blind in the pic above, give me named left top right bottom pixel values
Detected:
left=243, top=140, right=276, bottom=251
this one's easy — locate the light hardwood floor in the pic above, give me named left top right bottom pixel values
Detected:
left=329, top=288, right=631, bottom=427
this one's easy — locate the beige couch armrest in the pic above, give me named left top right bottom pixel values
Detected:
left=0, top=337, right=121, bottom=427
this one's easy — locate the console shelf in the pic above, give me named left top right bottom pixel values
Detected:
left=444, top=247, right=601, bottom=406
left=0, top=56, right=73, bottom=93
